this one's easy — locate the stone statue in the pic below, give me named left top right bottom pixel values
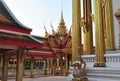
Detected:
left=72, top=57, right=88, bottom=81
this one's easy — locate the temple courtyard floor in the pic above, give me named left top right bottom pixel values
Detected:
left=8, top=76, right=68, bottom=81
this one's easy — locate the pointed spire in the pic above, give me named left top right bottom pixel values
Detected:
left=61, top=3, right=63, bottom=19
left=50, top=22, right=56, bottom=35
left=44, top=25, right=48, bottom=38
left=44, top=25, right=47, bottom=33
left=57, top=4, right=67, bottom=35
left=68, top=25, right=72, bottom=35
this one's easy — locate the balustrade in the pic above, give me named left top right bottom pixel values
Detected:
left=82, top=53, right=120, bottom=68
left=104, top=53, right=120, bottom=63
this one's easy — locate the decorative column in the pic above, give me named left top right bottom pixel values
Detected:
left=47, top=60, right=50, bottom=70
left=94, top=0, right=106, bottom=67
left=50, top=60, right=53, bottom=75
left=83, top=0, right=93, bottom=54
left=16, top=47, right=26, bottom=81
left=0, top=57, right=1, bottom=73
left=44, top=59, right=47, bottom=75
left=30, top=57, right=34, bottom=77
left=115, top=9, right=120, bottom=49
left=2, top=54, right=9, bottom=81
left=105, top=0, right=115, bottom=50
left=60, top=55, right=63, bottom=76
left=72, top=0, right=82, bottom=62
left=64, top=54, right=68, bottom=76
left=0, top=58, right=1, bottom=80
left=56, top=57, right=60, bottom=70
left=51, top=59, right=56, bottom=75
left=23, top=60, right=26, bottom=76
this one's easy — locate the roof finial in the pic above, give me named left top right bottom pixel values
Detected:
left=61, top=2, right=63, bottom=19
left=44, top=25, right=47, bottom=32
left=44, top=23, right=48, bottom=38
left=57, top=3, right=67, bottom=35
left=44, top=22, right=47, bottom=32
left=50, top=21, right=56, bottom=35
left=68, top=25, right=72, bottom=35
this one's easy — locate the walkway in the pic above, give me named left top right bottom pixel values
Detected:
left=8, top=76, right=68, bottom=81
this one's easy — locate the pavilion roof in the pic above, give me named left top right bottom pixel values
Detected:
left=0, top=29, right=44, bottom=48
left=0, top=0, right=32, bottom=31
left=32, top=35, right=53, bottom=52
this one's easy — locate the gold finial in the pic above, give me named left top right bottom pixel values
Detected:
left=61, top=3, right=63, bottom=19
left=44, top=25, right=48, bottom=38
left=44, top=25, right=47, bottom=32
left=57, top=4, right=67, bottom=35
left=68, top=25, right=72, bottom=35
left=50, top=22, right=56, bottom=35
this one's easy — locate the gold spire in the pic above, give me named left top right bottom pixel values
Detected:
left=59, top=6, right=65, bottom=25
left=57, top=6, right=67, bottom=35
left=50, top=23, right=56, bottom=35
left=61, top=4, right=63, bottom=19
left=68, top=26, right=72, bottom=35
left=44, top=25, right=48, bottom=38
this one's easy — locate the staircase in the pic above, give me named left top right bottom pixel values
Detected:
left=87, top=67, right=120, bottom=81
left=82, top=51, right=120, bottom=81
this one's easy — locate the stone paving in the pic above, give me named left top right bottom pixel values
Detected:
left=8, top=76, right=69, bottom=81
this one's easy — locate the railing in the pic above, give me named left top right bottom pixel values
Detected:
left=105, top=53, right=120, bottom=63
left=82, top=55, right=95, bottom=63
left=82, top=52, right=120, bottom=68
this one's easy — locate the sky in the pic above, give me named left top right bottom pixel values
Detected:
left=4, top=0, right=72, bottom=37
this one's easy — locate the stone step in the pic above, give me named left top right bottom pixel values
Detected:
left=86, top=67, right=120, bottom=81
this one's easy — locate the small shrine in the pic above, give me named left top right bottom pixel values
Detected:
left=44, top=9, right=72, bottom=75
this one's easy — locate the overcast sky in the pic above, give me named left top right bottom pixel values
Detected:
left=4, top=0, right=72, bottom=37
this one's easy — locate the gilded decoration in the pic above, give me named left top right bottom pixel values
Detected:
left=0, top=13, right=12, bottom=23
left=44, top=9, right=72, bottom=75
left=45, top=9, right=72, bottom=54
left=94, top=0, right=105, bottom=67
left=0, top=32, right=28, bottom=40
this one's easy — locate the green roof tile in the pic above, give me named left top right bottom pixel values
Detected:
left=0, top=0, right=32, bottom=30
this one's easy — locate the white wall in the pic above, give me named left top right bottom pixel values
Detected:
left=112, top=0, right=120, bottom=49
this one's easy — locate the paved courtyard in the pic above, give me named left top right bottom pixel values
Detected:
left=8, top=76, right=69, bottom=81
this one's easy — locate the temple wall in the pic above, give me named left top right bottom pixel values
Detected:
left=112, top=0, right=120, bottom=49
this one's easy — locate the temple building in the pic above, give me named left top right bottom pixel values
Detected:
left=1, top=0, right=120, bottom=81
left=72, top=0, right=120, bottom=81
left=0, top=0, right=57, bottom=81
left=42, top=8, right=72, bottom=75
left=0, top=0, right=72, bottom=81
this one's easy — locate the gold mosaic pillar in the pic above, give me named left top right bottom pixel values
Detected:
left=94, top=0, right=106, bottom=67
left=72, top=0, right=82, bottom=62
left=105, top=0, right=115, bottom=50
left=83, top=0, right=93, bottom=54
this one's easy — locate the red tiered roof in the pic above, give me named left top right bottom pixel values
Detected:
left=0, top=30, right=44, bottom=48
left=0, top=0, right=32, bottom=34
left=0, top=1, right=50, bottom=58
